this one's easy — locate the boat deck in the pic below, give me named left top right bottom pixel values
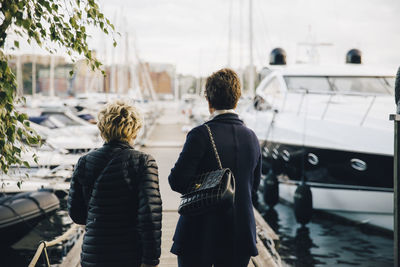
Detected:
left=60, top=104, right=280, bottom=266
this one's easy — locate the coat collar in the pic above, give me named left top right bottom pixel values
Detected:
left=209, top=109, right=237, bottom=120
left=206, top=112, right=243, bottom=125
left=104, top=140, right=133, bottom=149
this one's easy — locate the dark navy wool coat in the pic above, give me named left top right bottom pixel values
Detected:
left=169, top=113, right=261, bottom=262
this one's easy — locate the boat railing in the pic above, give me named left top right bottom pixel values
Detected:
left=290, top=88, right=391, bottom=97
left=28, top=224, right=83, bottom=267
left=278, top=90, right=386, bottom=126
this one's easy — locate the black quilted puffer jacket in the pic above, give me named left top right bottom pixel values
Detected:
left=68, top=141, right=162, bottom=267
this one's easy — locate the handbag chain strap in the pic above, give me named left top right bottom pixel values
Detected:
left=205, top=124, right=223, bottom=170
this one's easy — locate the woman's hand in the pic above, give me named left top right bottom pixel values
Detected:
left=140, top=264, right=158, bottom=267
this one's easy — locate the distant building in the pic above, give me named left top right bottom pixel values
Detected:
left=138, top=62, right=176, bottom=99
left=8, top=54, right=71, bottom=96
left=8, top=54, right=179, bottom=100
left=37, top=66, right=71, bottom=96
left=72, top=57, right=104, bottom=94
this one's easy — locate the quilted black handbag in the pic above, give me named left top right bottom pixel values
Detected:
left=178, top=124, right=235, bottom=216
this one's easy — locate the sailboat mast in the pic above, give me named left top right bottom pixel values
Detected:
left=49, top=55, right=55, bottom=97
left=125, top=30, right=130, bottom=93
left=32, top=55, right=36, bottom=96
left=110, top=10, right=118, bottom=94
left=248, top=0, right=254, bottom=93
left=227, top=0, right=233, bottom=67
left=239, top=0, right=244, bottom=90
left=16, top=54, right=23, bottom=96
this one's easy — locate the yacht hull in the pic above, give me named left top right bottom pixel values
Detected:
left=262, top=141, right=393, bottom=190
left=278, top=180, right=393, bottom=231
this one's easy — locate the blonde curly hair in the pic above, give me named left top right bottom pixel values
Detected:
left=97, top=100, right=143, bottom=143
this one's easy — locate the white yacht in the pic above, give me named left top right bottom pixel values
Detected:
left=28, top=109, right=102, bottom=153
left=241, top=49, right=396, bottom=231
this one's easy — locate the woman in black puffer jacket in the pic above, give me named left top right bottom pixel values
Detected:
left=68, top=101, right=162, bottom=267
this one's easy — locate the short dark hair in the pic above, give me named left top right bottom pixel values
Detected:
left=205, top=68, right=241, bottom=110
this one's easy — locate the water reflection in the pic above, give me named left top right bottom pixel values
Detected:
left=258, top=202, right=393, bottom=266
left=263, top=207, right=279, bottom=232
left=293, top=226, right=315, bottom=266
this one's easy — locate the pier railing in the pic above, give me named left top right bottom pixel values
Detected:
left=28, top=224, right=82, bottom=267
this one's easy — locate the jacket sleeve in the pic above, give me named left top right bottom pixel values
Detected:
left=67, top=156, right=87, bottom=225
left=137, top=154, right=162, bottom=266
left=168, top=127, right=206, bottom=194
left=252, top=146, right=262, bottom=205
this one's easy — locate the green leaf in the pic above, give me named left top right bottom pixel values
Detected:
left=17, top=113, right=27, bottom=122
left=43, top=1, right=52, bottom=12
left=13, top=146, right=21, bottom=154
left=22, top=20, right=30, bottom=29
left=14, top=41, right=19, bottom=48
left=11, top=4, right=18, bottom=14
left=52, top=3, right=59, bottom=12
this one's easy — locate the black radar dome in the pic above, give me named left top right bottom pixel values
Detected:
left=346, top=49, right=362, bottom=64
left=270, top=48, right=287, bottom=65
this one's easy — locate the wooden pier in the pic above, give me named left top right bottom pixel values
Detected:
left=60, top=103, right=281, bottom=267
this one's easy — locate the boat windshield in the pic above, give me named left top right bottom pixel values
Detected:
left=47, top=113, right=81, bottom=126
left=284, top=76, right=394, bottom=95
left=284, top=76, right=331, bottom=92
left=329, top=77, right=394, bottom=94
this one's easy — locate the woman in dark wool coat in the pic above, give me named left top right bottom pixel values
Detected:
left=169, top=68, right=261, bottom=267
left=68, top=101, right=162, bottom=267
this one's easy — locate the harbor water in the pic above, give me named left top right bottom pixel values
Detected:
left=257, top=182, right=393, bottom=266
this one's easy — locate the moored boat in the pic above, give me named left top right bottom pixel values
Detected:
left=0, top=190, right=60, bottom=247
left=241, top=49, right=396, bottom=231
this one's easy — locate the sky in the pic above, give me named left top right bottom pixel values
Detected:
left=9, top=0, right=400, bottom=76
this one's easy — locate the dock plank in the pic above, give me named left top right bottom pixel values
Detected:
left=160, top=212, right=179, bottom=266
left=59, top=234, right=83, bottom=267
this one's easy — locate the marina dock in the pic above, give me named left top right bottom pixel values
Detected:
left=3, top=0, right=399, bottom=265
left=60, top=104, right=281, bottom=267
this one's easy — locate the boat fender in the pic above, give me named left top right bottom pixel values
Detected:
left=38, top=188, right=66, bottom=199
left=294, top=183, right=313, bottom=225
left=263, top=170, right=279, bottom=208
left=38, top=188, right=55, bottom=193
left=261, top=159, right=271, bottom=175
left=55, top=190, right=68, bottom=199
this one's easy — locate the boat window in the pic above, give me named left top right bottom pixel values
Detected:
left=329, top=77, right=393, bottom=94
left=260, top=77, right=281, bottom=95
left=284, top=76, right=332, bottom=92
left=384, top=77, right=395, bottom=94
left=49, top=114, right=80, bottom=126
left=39, top=118, right=58, bottom=129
